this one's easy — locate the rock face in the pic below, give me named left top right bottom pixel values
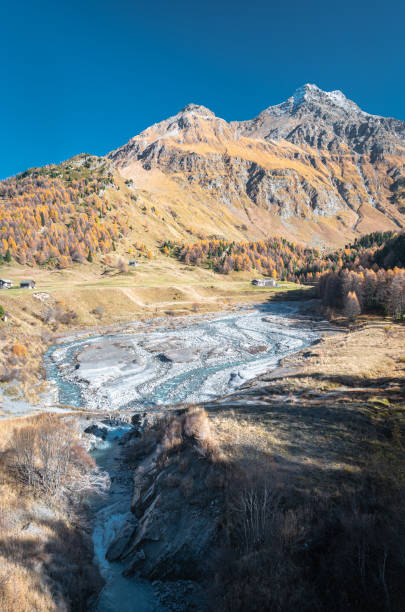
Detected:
left=238, top=84, right=405, bottom=155
left=108, top=84, right=405, bottom=247
left=107, top=412, right=224, bottom=587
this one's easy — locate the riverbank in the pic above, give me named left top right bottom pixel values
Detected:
left=0, top=413, right=105, bottom=612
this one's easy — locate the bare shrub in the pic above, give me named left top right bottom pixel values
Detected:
left=132, top=408, right=220, bottom=464
left=184, top=407, right=219, bottom=458
left=2, top=415, right=109, bottom=499
left=0, top=367, right=20, bottom=383
left=43, top=304, right=78, bottom=326
left=234, top=479, right=281, bottom=554
left=161, top=418, right=183, bottom=453
left=40, top=329, right=53, bottom=344
left=93, top=305, right=105, bottom=318
left=58, top=309, right=78, bottom=325
left=118, top=258, right=128, bottom=274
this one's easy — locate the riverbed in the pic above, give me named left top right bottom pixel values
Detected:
left=44, top=303, right=321, bottom=412
left=90, top=426, right=158, bottom=612
left=44, top=302, right=322, bottom=611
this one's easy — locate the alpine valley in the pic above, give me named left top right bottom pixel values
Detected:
left=1, top=85, right=405, bottom=612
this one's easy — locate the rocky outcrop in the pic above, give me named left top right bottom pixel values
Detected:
left=107, top=410, right=224, bottom=589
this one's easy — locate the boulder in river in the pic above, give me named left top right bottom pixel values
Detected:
left=84, top=423, right=109, bottom=439
left=158, top=348, right=196, bottom=363
left=106, top=519, right=139, bottom=562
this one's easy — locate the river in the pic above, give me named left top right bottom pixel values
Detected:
left=44, top=302, right=321, bottom=611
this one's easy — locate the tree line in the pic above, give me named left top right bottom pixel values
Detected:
left=165, top=237, right=325, bottom=282
left=318, top=231, right=405, bottom=319
left=163, top=231, right=402, bottom=284
left=319, top=267, right=405, bottom=320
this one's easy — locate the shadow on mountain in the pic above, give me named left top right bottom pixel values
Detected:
left=202, top=361, right=405, bottom=611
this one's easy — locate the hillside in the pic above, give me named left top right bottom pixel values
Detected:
left=0, top=154, right=227, bottom=267
left=0, top=154, right=277, bottom=268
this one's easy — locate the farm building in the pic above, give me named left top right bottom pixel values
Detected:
left=0, top=279, right=13, bottom=289
left=20, top=280, right=36, bottom=289
left=129, top=261, right=138, bottom=267
left=252, top=279, right=277, bottom=287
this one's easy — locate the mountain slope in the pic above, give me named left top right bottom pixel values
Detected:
left=108, top=84, right=405, bottom=247
left=0, top=153, right=263, bottom=266
left=1, top=85, right=404, bottom=268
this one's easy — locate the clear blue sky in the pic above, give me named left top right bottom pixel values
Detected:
left=1, top=0, right=404, bottom=178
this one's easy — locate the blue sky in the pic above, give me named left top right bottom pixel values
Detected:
left=1, top=0, right=404, bottom=178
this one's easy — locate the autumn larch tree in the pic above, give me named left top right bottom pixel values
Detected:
left=344, top=291, right=361, bottom=323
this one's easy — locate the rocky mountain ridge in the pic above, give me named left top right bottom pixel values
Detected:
left=108, top=84, right=405, bottom=247
left=237, top=83, right=405, bottom=155
left=1, top=85, right=404, bottom=258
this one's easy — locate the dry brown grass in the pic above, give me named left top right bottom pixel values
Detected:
left=190, top=320, right=405, bottom=610
left=0, top=414, right=103, bottom=611
left=127, top=406, right=222, bottom=466
left=0, top=563, right=56, bottom=612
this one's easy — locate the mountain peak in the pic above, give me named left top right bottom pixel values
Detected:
left=293, top=83, right=322, bottom=98
left=179, top=103, right=215, bottom=117
left=290, top=83, right=363, bottom=114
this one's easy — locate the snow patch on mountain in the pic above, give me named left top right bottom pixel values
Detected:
left=291, top=83, right=371, bottom=116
